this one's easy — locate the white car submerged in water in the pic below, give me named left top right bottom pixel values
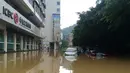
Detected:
left=64, top=47, right=77, bottom=61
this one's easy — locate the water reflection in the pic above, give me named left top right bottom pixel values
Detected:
left=72, top=55, right=130, bottom=73
left=0, top=51, right=42, bottom=73
left=59, top=56, right=73, bottom=73
left=0, top=50, right=62, bottom=73
left=61, top=54, right=130, bottom=73
left=1, top=51, right=130, bottom=73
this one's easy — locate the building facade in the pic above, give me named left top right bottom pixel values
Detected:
left=43, top=0, right=61, bottom=49
left=0, top=0, right=46, bottom=53
left=68, top=33, right=73, bottom=47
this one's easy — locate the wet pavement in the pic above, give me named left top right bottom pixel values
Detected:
left=0, top=51, right=130, bottom=73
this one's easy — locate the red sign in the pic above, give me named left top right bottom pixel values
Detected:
left=3, top=6, right=31, bottom=29
left=13, top=13, right=19, bottom=24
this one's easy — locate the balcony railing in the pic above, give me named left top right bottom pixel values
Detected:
left=28, top=0, right=45, bottom=20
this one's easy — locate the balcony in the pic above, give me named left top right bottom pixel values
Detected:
left=41, top=0, right=46, bottom=8
left=5, top=0, right=46, bottom=27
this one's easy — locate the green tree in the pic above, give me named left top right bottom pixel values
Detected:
left=61, top=40, right=68, bottom=48
left=73, top=0, right=130, bottom=55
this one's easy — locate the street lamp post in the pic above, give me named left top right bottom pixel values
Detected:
left=53, top=20, right=55, bottom=49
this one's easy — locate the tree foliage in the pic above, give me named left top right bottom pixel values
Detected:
left=61, top=40, right=68, bottom=48
left=73, top=0, right=130, bottom=55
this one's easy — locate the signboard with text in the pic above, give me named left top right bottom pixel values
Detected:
left=0, top=1, right=40, bottom=37
left=52, top=14, right=60, bottom=27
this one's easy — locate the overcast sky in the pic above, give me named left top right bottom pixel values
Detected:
left=61, top=0, right=97, bottom=29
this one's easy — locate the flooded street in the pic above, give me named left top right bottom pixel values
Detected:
left=0, top=51, right=130, bottom=73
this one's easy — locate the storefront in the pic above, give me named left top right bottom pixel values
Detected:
left=0, top=30, right=4, bottom=52
left=0, top=1, right=42, bottom=52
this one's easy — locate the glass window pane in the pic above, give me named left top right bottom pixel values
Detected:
left=7, top=44, right=14, bottom=50
left=0, top=43, right=4, bottom=50
left=57, top=1, right=60, bottom=5
left=7, top=33, right=14, bottom=43
left=57, top=8, right=60, bottom=12
left=0, top=31, right=4, bottom=42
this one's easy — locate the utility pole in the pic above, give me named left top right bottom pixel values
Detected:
left=53, top=20, right=55, bottom=49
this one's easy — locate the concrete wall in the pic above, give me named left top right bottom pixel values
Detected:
left=68, top=33, right=73, bottom=47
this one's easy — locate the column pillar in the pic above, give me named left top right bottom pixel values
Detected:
left=20, top=36, right=23, bottom=51
left=54, top=42, right=56, bottom=50
left=32, top=39, right=34, bottom=50
left=35, top=41, right=37, bottom=50
left=36, top=43, right=37, bottom=50
left=54, top=42, right=57, bottom=57
left=14, top=33, right=16, bottom=51
left=36, top=42, right=38, bottom=50
left=29, top=38, right=31, bottom=50
left=24, top=37, right=27, bottom=51
left=4, top=30, right=7, bottom=52
left=37, top=42, right=38, bottom=50
left=33, top=40, right=35, bottom=50
left=34, top=41, right=36, bottom=50
left=35, top=42, right=37, bottom=50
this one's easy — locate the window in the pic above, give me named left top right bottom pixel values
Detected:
left=28, top=0, right=33, bottom=6
left=57, top=8, right=60, bottom=12
left=57, top=1, right=60, bottom=5
left=33, top=2, right=44, bottom=20
left=41, top=0, right=45, bottom=3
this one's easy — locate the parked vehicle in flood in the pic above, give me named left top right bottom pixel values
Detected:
left=64, top=47, right=77, bottom=61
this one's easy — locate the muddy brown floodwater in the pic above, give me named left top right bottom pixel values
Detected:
left=0, top=51, right=130, bottom=73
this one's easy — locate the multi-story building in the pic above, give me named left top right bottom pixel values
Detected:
left=0, top=0, right=46, bottom=53
left=43, top=0, right=61, bottom=49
